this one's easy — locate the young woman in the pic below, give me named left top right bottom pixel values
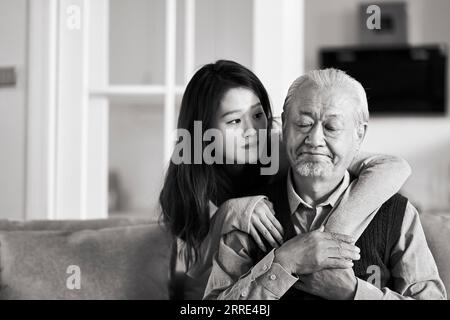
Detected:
left=159, top=60, right=411, bottom=299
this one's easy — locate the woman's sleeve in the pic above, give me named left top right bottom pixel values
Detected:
left=186, top=197, right=266, bottom=279
left=325, top=151, right=411, bottom=239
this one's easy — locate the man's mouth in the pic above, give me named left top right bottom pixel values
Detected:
left=297, top=151, right=332, bottom=159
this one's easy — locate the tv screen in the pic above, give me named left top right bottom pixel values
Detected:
left=320, top=45, right=447, bottom=114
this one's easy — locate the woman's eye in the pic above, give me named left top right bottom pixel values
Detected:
left=226, top=119, right=241, bottom=125
left=298, top=123, right=313, bottom=128
left=254, top=112, right=264, bottom=119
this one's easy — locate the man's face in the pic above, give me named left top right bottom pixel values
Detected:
left=283, top=83, right=366, bottom=181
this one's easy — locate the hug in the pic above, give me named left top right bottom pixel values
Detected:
left=160, top=60, right=447, bottom=300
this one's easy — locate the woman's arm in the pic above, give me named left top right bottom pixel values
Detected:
left=186, top=196, right=283, bottom=279
left=325, top=151, right=411, bottom=239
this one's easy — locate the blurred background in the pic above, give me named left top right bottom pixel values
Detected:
left=1, top=0, right=450, bottom=222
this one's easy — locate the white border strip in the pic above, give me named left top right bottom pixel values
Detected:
left=184, top=0, right=195, bottom=83
left=164, top=0, right=177, bottom=163
left=79, top=0, right=90, bottom=220
left=26, top=0, right=58, bottom=220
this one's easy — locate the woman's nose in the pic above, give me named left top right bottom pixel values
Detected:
left=242, top=117, right=257, bottom=138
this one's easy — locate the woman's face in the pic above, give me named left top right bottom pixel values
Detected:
left=212, top=87, right=268, bottom=164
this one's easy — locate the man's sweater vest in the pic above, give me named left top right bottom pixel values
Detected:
left=251, top=175, right=407, bottom=300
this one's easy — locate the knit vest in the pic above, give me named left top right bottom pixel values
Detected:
left=251, top=175, right=408, bottom=300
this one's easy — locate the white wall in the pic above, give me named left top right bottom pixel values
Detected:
left=0, top=0, right=27, bottom=220
left=365, top=118, right=450, bottom=212
left=194, top=0, right=253, bottom=70
left=109, top=0, right=166, bottom=85
left=305, top=0, right=450, bottom=212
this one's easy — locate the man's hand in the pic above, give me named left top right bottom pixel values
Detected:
left=273, top=225, right=360, bottom=275
left=296, top=268, right=358, bottom=300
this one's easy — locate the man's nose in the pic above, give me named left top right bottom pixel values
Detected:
left=305, top=123, right=326, bottom=146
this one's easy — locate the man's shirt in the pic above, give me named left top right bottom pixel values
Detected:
left=203, top=170, right=447, bottom=300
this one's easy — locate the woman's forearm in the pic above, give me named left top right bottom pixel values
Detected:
left=326, top=151, right=411, bottom=239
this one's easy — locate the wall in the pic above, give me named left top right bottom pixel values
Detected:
left=194, top=0, right=253, bottom=71
left=305, top=0, right=450, bottom=212
left=0, top=0, right=27, bottom=219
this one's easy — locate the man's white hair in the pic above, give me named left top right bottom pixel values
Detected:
left=283, top=68, right=369, bottom=124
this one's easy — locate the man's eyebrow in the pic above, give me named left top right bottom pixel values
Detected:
left=298, top=111, right=315, bottom=117
left=220, top=102, right=262, bottom=118
left=325, top=113, right=344, bottom=119
left=297, top=111, right=344, bottom=119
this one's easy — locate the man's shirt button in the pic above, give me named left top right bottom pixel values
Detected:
left=270, top=274, right=277, bottom=280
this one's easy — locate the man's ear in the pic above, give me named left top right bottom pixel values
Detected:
left=357, top=122, right=368, bottom=142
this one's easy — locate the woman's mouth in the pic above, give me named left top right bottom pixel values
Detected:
left=242, top=139, right=258, bottom=150
left=243, top=142, right=257, bottom=150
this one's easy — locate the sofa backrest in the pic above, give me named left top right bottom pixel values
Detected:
left=0, top=217, right=154, bottom=231
left=0, top=218, right=173, bottom=300
left=421, top=213, right=450, bottom=298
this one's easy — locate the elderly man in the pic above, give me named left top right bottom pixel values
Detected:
left=203, top=68, right=446, bottom=300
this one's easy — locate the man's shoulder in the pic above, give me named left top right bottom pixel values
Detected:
left=376, top=193, right=409, bottom=222
left=381, top=193, right=409, bottom=212
left=370, top=193, right=410, bottom=253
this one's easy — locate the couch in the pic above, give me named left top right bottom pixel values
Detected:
left=0, top=213, right=449, bottom=299
left=0, top=218, right=173, bottom=299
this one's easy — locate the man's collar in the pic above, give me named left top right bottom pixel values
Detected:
left=286, top=168, right=351, bottom=214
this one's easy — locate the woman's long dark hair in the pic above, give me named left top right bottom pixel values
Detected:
left=159, top=60, right=273, bottom=268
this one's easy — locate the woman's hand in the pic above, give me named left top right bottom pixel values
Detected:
left=249, top=200, right=284, bottom=251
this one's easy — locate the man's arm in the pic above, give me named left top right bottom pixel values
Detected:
left=203, top=230, right=298, bottom=300
left=298, top=202, right=446, bottom=300
left=354, top=202, right=447, bottom=300
left=204, top=227, right=360, bottom=300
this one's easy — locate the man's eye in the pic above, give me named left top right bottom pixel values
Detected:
left=227, top=119, right=241, bottom=125
left=298, top=123, right=313, bottom=128
left=325, top=124, right=340, bottom=131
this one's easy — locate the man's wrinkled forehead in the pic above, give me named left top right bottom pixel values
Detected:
left=288, top=83, right=359, bottom=119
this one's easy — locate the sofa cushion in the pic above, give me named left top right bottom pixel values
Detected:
left=0, top=223, right=172, bottom=299
left=421, top=213, right=450, bottom=297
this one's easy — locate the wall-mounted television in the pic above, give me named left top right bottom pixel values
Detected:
left=320, top=45, right=447, bottom=114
